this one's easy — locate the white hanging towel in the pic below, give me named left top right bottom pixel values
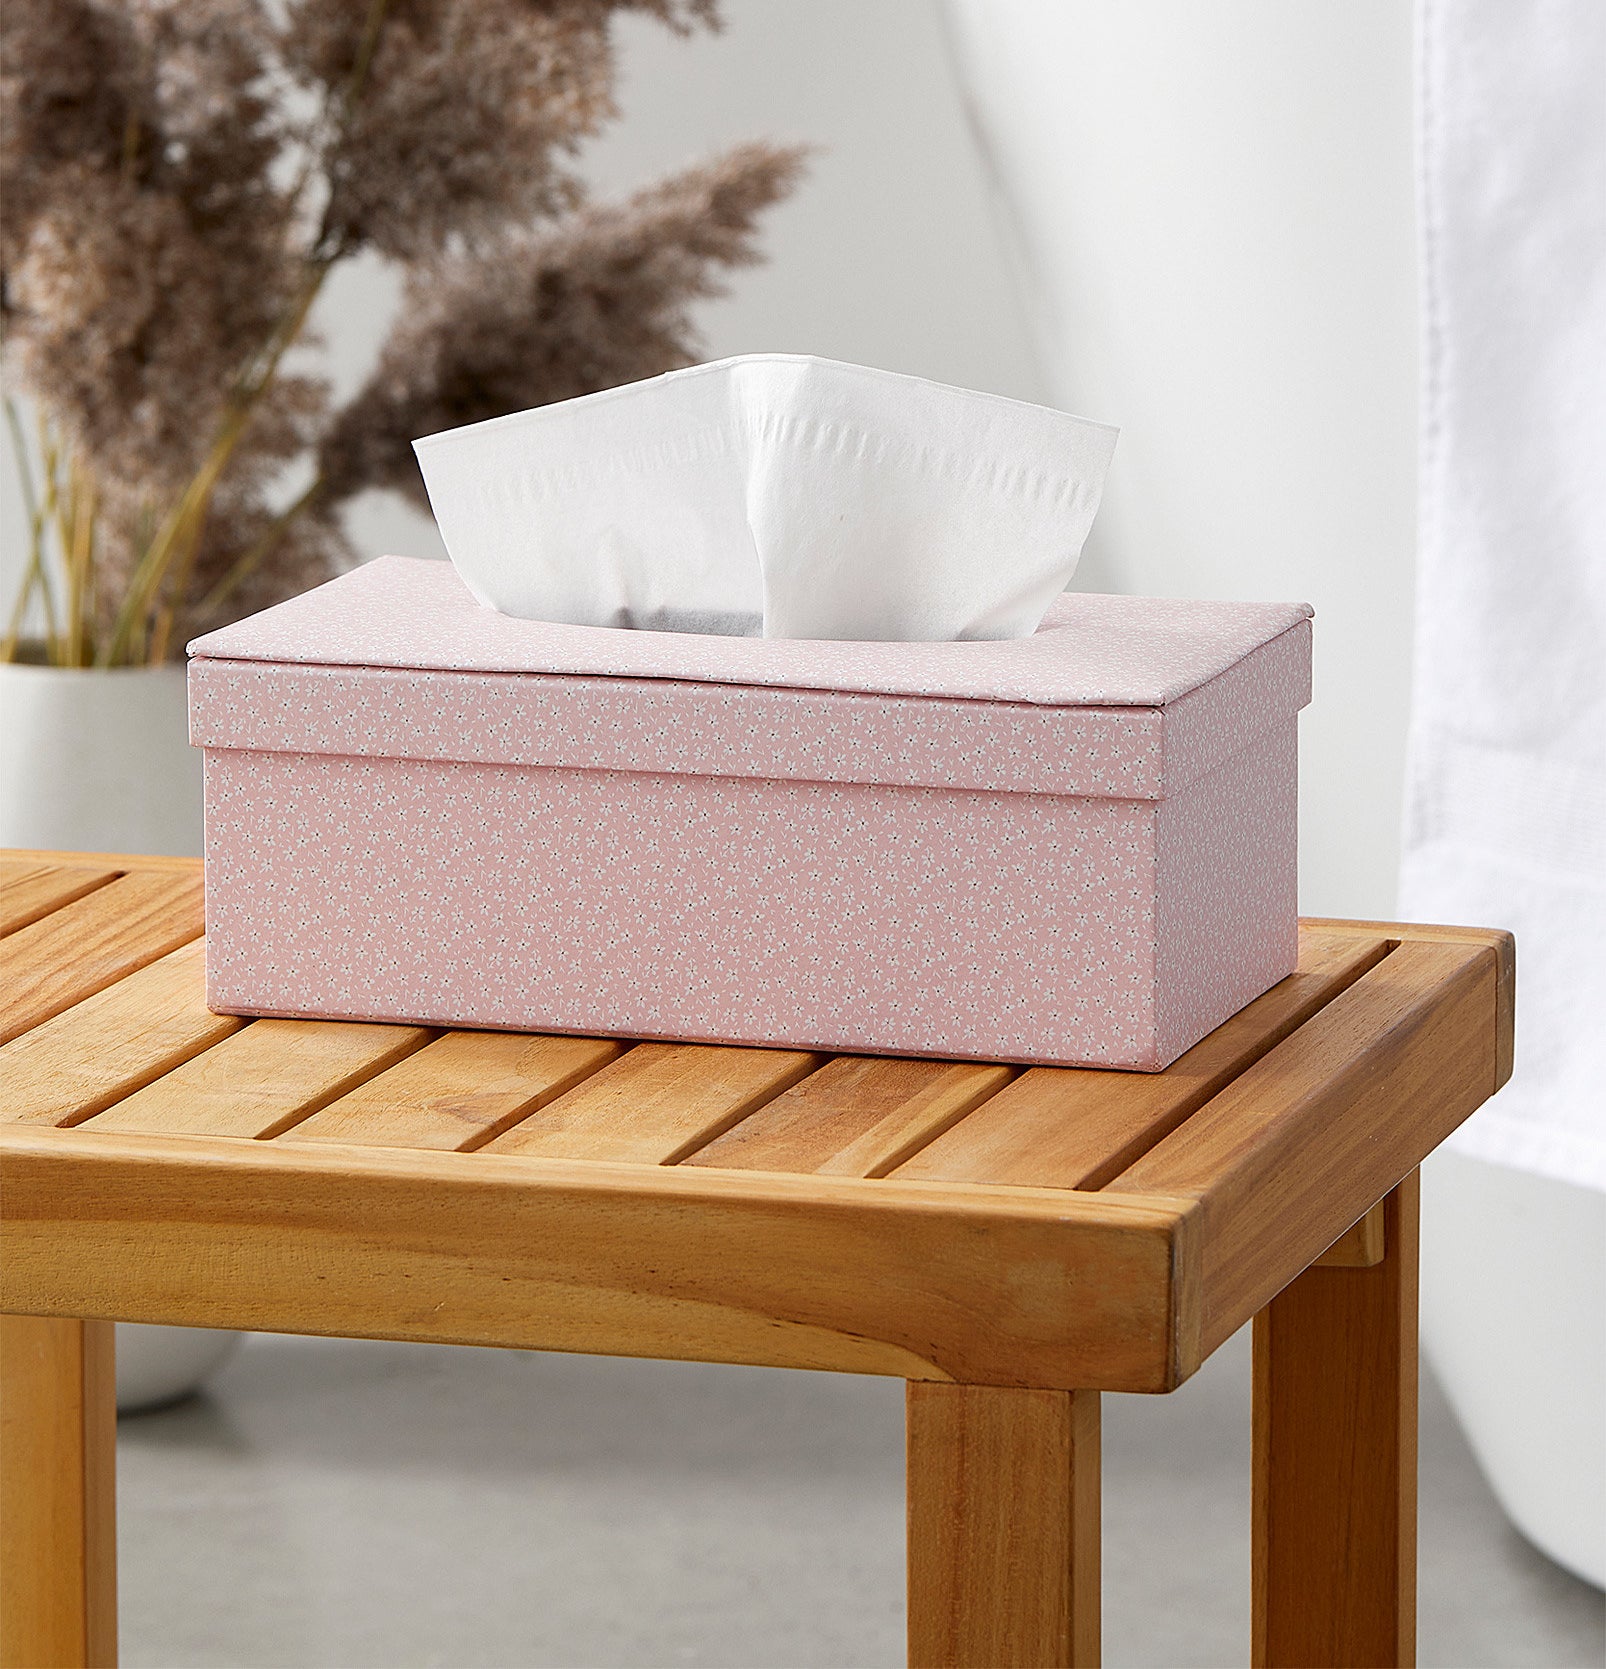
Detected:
left=1403, top=0, right=1606, bottom=1189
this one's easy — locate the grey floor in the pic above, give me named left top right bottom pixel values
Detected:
left=118, top=1329, right=1604, bottom=1669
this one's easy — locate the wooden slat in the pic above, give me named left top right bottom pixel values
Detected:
left=278, top=1030, right=622, bottom=1151
left=0, top=1126, right=1201, bottom=1392
left=86, top=1017, right=434, bottom=1139
left=684, top=1056, right=1014, bottom=1177
left=907, top=1383, right=1100, bottom=1668
left=0, top=941, right=242, bottom=1127
left=0, top=868, right=204, bottom=1045
left=482, top=1041, right=822, bottom=1165
left=895, top=931, right=1390, bottom=1191
left=1253, top=1174, right=1418, bottom=1667
left=0, top=1315, right=118, bottom=1669
left=0, top=860, right=49, bottom=888
left=1303, top=917, right=1516, bottom=1087
left=0, top=864, right=120, bottom=936
left=1111, top=939, right=1502, bottom=1354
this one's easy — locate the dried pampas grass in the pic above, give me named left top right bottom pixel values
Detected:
left=1, top=0, right=803, bottom=664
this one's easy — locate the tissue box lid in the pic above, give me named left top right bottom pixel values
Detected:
left=189, top=555, right=1312, bottom=800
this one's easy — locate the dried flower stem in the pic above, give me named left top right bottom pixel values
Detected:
left=34, top=417, right=100, bottom=664
left=345, top=0, right=392, bottom=114
left=193, top=472, right=326, bottom=624
left=107, top=257, right=331, bottom=665
left=67, top=463, right=95, bottom=660
left=37, top=421, right=78, bottom=661
left=103, top=411, right=239, bottom=663
left=1, top=394, right=59, bottom=661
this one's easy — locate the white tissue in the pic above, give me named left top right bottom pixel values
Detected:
left=412, top=354, right=1117, bottom=642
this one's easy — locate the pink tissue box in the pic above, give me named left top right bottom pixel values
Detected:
left=188, top=556, right=1312, bottom=1072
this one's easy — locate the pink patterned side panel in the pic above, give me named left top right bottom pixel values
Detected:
left=204, top=753, right=1163, bottom=1065
left=1154, top=721, right=1301, bottom=1065
left=202, top=737, right=1294, bottom=1070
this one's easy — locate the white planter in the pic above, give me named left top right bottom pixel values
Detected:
left=0, top=660, right=202, bottom=856
left=0, top=658, right=241, bottom=1410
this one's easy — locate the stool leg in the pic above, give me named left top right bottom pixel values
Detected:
left=0, top=1316, right=118, bottom=1669
left=1252, top=1171, right=1419, bottom=1668
left=906, top=1382, right=1100, bottom=1668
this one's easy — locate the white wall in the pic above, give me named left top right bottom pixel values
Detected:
left=949, top=0, right=1419, bottom=917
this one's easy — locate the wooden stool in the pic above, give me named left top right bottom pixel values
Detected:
left=0, top=851, right=1513, bottom=1669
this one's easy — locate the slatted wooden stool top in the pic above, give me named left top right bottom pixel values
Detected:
left=0, top=850, right=1512, bottom=1395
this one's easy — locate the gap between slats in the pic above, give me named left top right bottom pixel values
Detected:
left=0, top=868, right=205, bottom=1046
left=679, top=1055, right=1020, bottom=1179
left=1, top=942, right=238, bottom=1126
left=476, top=1042, right=824, bottom=1164
left=85, top=1017, right=440, bottom=1139
left=0, top=863, right=124, bottom=936
left=277, top=1031, right=635, bottom=1151
left=2, top=938, right=437, bottom=1136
